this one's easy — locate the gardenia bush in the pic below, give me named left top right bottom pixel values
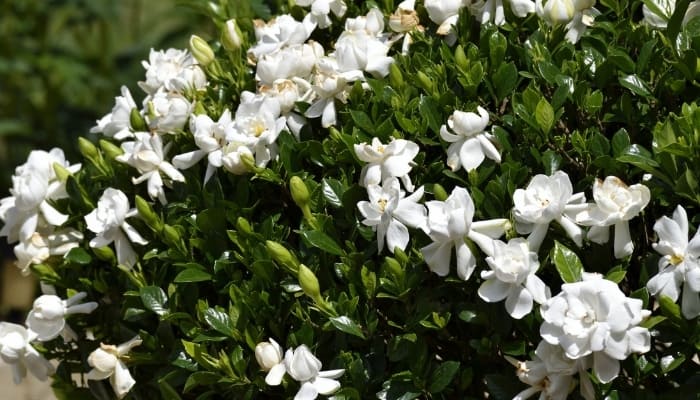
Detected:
left=1, top=0, right=700, bottom=398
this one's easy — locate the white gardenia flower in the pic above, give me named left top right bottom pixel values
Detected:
left=84, top=188, right=148, bottom=268
left=576, top=176, right=650, bottom=258
left=0, top=322, right=55, bottom=384
left=90, top=85, right=137, bottom=140
left=86, top=336, right=142, bottom=400
left=296, top=0, right=348, bottom=30
left=255, top=338, right=287, bottom=385
left=421, top=186, right=509, bottom=280
left=539, top=275, right=651, bottom=384
left=13, top=227, right=82, bottom=275
left=424, top=0, right=468, bottom=44
left=26, top=292, right=98, bottom=342
left=354, top=137, right=420, bottom=192
left=248, top=14, right=314, bottom=61
left=138, top=48, right=207, bottom=95
left=440, top=106, right=501, bottom=173
left=473, top=0, right=536, bottom=26
left=284, top=345, right=345, bottom=400
left=144, top=89, right=193, bottom=133
left=535, top=0, right=600, bottom=43
left=389, top=0, right=423, bottom=55
left=172, top=109, right=234, bottom=184
left=0, top=148, right=80, bottom=243
left=116, top=132, right=186, bottom=204
left=357, top=178, right=427, bottom=254
left=508, top=341, right=581, bottom=400
left=221, top=92, right=286, bottom=174
left=259, top=78, right=314, bottom=138
left=334, top=8, right=395, bottom=78
left=512, top=170, right=587, bottom=250
left=478, top=238, right=550, bottom=319
left=256, top=42, right=324, bottom=86
left=647, top=205, right=700, bottom=319
left=305, top=56, right=364, bottom=128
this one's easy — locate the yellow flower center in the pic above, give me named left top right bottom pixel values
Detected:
left=670, top=254, right=684, bottom=265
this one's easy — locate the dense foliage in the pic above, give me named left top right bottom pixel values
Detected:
left=1, top=0, right=699, bottom=399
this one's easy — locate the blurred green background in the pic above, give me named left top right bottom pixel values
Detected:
left=0, top=0, right=210, bottom=192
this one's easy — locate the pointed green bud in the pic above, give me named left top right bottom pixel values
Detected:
left=329, top=127, right=342, bottom=142
left=221, top=19, right=243, bottom=51
left=135, top=195, right=161, bottom=232
left=393, top=247, right=409, bottom=265
left=162, top=224, right=185, bottom=253
left=289, top=176, right=311, bottom=207
left=92, top=246, right=116, bottom=264
left=52, top=162, right=71, bottom=182
left=417, top=71, right=434, bottom=93
left=432, top=183, right=448, bottom=202
left=389, top=63, right=404, bottom=88
left=190, top=35, right=215, bottom=67
left=78, top=137, right=99, bottom=160
left=298, top=264, right=321, bottom=301
left=240, top=152, right=261, bottom=173
left=266, top=241, right=300, bottom=272
left=455, top=45, right=468, bottom=70
left=129, top=108, right=147, bottom=132
left=236, top=217, right=253, bottom=235
left=99, top=139, right=124, bottom=160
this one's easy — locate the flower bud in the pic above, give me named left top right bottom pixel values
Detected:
left=541, top=0, right=576, bottom=25
left=236, top=217, right=253, bottom=235
left=240, top=152, right=260, bottom=173
left=190, top=35, right=215, bottom=67
left=52, top=162, right=71, bottom=182
left=393, top=247, right=409, bottom=265
left=266, top=240, right=300, bottom=272
left=389, top=63, right=404, bottom=89
left=129, top=108, right=147, bottom=132
left=290, top=176, right=311, bottom=208
left=255, top=339, right=283, bottom=371
left=92, top=246, right=116, bottom=264
left=298, top=264, right=321, bottom=301
left=99, top=139, right=124, bottom=160
left=455, top=45, right=468, bottom=70
left=221, top=19, right=243, bottom=51
left=135, top=195, right=162, bottom=232
left=78, top=137, right=99, bottom=160
left=417, top=71, right=434, bottom=93
left=432, top=183, right=448, bottom=201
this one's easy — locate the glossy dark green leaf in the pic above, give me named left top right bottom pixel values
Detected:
left=140, top=286, right=168, bottom=316
left=301, top=230, right=345, bottom=256
left=535, top=98, right=554, bottom=134
left=174, top=268, right=212, bottom=283
left=618, top=74, right=652, bottom=97
left=203, top=307, right=236, bottom=337
left=551, top=241, right=583, bottom=283
left=329, top=316, right=366, bottom=339
left=428, top=361, right=460, bottom=393
left=65, top=247, right=92, bottom=265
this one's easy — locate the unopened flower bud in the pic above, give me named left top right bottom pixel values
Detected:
left=389, top=63, right=404, bottom=89
left=290, top=176, right=311, bottom=208
left=417, top=71, right=434, bottom=93
left=455, top=45, right=468, bottom=70
left=240, top=152, right=260, bottom=172
left=266, top=240, right=300, bottom=271
left=78, top=137, right=99, bottom=160
left=298, top=264, right=321, bottom=301
left=52, top=163, right=71, bottom=182
left=135, top=195, right=161, bottom=232
left=92, top=246, right=116, bottom=264
left=255, top=339, right=283, bottom=371
left=99, top=139, right=124, bottom=160
left=190, top=35, right=215, bottom=67
left=222, top=19, right=243, bottom=51
left=129, top=108, right=147, bottom=132
left=432, top=183, right=448, bottom=201
left=236, top=217, right=253, bottom=235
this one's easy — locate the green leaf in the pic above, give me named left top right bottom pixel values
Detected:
left=535, top=98, right=554, bottom=134
left=64, top=247, right=92, bottom=265
left=174, top=268, right=212, bottom=283
left=140, top=286, right=168, bottom=316
left=618, top=74, right=652, bottom=97
left=639, top=315, right=667, bottom=329
left=301, top=230, right=344, bottom=256
left=617, top=144, right=660, bottom=170
left=605, top=266, right=627, bottom=283
left=203, top=307, right=236, bottom=337
left=428, top=361, right=460, bottom=393
left=322, top=178, right=344, bottom=208
left=550, top=241, right=583, bottom=283
left=493, top=62, right=518, bottom=100
left=458, top=310, right=477, bottom=323
left=329, top=316, right=366, bottom=339
left=658, top=295, right=682, bottom=320
left=350, top=110, right=374, bottom=133
left=419, top=96, right=442, bottom=133
left=611, top=129, right=631, bottom=157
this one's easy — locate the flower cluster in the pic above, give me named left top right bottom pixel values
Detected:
left=255, top=339, right=345, bottom=400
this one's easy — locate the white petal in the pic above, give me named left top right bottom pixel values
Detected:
left=459, top=138, right=486, bottom=172
left=524, top=274, right=549, bottom=304
left=681, top=281, right=700, bottom=319
left=685, top=265, right=700, bottom=292
left=421, top=241, right=452, bottom=276
left=587, top=225, right=610, bottom=244
left=111, top=360, right=136, bottom=399
left=40, top=202, right=68, bottom=226
left=505, top=286, right=534, bottom=319
left=317, top=369, right=345, bottom=379
left=557, top=215, right=583, bottom=247
left=613, top=221, right=634, bottom=258
left=455, top=241, right=476, bottom=280
left=265, top=363, right=287, bottom=386
left=294, top=381, right=319, bottom=400
left=115, top=234, right=137, bottom=268
left=478, top=279, right=510, bottom=302
left=386, top=220, right=410, bottom=253
left=172, top=150, right=207, bottom=170
left=121, top=222, right=148, bottom=245
left=593, top=352, right=619, bottom=383
left=311, top=377, right=341, bottom=395
left=626, top=327, right=651, bottom=354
